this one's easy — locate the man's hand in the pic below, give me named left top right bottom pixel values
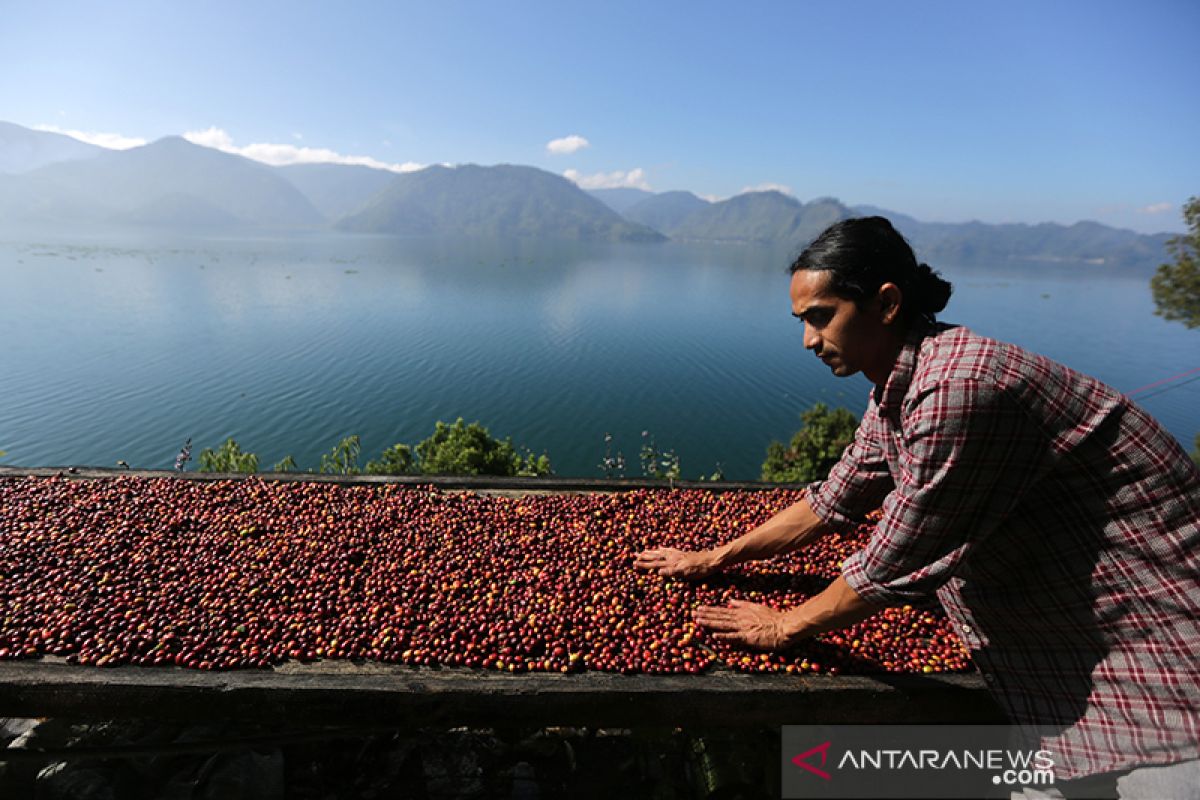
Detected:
left=693, top=600, right=798, bottom=651
left=633, top=547, right=718, bottom=580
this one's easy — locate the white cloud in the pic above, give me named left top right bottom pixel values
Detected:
left=739, top=182, right=794, bottom=196
left=182, top=126, right=424, bottom=173
left=1137, top=202, right=1173, bottom=215
left=546, top=134, right=590, bottom=155
left=563, top=167, right=650, bottom=191
left=183, top=126, right=235, bottom=150
left=34, top=124, right=146, bottom=150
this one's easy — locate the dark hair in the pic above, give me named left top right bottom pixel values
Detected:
left=789, top=216, right=952, bottom=325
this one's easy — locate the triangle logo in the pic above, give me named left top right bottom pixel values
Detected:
left=791, top=740, right=832, bottom=780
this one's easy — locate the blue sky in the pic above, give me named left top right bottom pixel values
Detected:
left=3, top=0, right=1197, bottom=233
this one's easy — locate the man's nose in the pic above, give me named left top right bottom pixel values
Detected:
left=803, top=323, right=820, bottom=351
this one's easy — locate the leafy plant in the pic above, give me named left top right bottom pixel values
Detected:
left=273, top=455, right=299, bottom=473
left=639, top=430, right=681, bottom=483
left=198, top=438, right=259, bottom=474
left=598, top=432, right=626, bottom=478
left=415, top=418, right=552, bottom=477
left=1151, top=196, right=1200, bottom=329
left=320, top=435, right=362, bottom=475
left=514, top=448, right=553, bottom=478
left=761, top=403, right=859, bottom=483
left=364, top=444, right=417, bottom=475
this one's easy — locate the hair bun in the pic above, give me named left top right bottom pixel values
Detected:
left=912, top=263, right=952, bottom=314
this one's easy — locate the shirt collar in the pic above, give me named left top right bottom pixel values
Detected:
left=874, top=320, right=937, bottom=414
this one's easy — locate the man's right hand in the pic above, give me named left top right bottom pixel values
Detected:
left=633, top=547, right=718, bottom=580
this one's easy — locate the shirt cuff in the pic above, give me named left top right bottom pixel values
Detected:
left=841, top=550, right=913, bottom=608
left=806, top=481, right=865, bottom=534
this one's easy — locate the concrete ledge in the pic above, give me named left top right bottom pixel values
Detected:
left=0, top=465, right=804, bottom=493
left=0, top=659, right=1002, bottom=727
left=1, top=469, right=1001, bottom=726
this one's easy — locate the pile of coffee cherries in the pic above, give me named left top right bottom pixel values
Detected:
left=0, top=476, right=970, bottom=675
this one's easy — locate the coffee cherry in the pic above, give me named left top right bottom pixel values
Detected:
left=0, top=476, right=969, bottom=676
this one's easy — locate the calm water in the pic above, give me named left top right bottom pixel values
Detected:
left=2, top=232, right=1196, bottom=480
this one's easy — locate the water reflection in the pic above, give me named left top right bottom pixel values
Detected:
left=0, top=233, right=1194, bottom=479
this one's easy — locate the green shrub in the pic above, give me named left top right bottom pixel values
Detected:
left=364, top=443, right=417, bottom=475
left=198, top=438, right=259, bottom=474
left=414, top=418, right=551, bottom=477
left=272, top=455, right=299, bottom=473
left=761, top=403, right=858, bottom=483
left=638, top=430, right=681, bottom=481
left=319, top=435, right=362, bottom=475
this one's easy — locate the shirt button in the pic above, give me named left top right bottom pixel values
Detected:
left=961, top=625, right=973, bottom=635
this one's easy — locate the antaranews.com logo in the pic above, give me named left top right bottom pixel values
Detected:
left=782, top=726, right=1058, bottom=799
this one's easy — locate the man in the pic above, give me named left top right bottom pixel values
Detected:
left=634, top=217, right=1200, bottom=797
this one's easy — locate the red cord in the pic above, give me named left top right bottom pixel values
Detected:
left=1127, top=366, right=1200, bottom=397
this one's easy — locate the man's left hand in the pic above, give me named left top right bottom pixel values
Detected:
left=693, top=600, right=798, bottom=651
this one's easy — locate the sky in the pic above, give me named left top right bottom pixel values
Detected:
left=3, top=0, right=1198, bottom=233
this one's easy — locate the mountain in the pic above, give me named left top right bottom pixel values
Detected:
left=852, top=205, right=1171, bottom=269
left=276, top=162, right=397, bottom=221
left=119, top=192, right=243, bottom=229
left=623, top=190, right=711, bottom=234
left=0, top=121, right=104, bottom=173
left=850, top=204, right=924, bottom=232
left=0, top=136, right=323, bottom=229
left=665, top=192, right=852, bottom=245
left=339, top=164, right=665, bottom=241
left=906, top=220, right=1171, bottom=268
left=588, top=187, right=655, bottom=214
left=0, top=121, right=1171, bottom=263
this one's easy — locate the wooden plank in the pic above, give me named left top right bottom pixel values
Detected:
left=0, top=466, right=801, bottom=493
left=0, top=659, right=1003, bottom=727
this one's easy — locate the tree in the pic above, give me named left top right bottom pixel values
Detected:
left=198, top=438, right=259, bottom=473
left=319, top=435, right=362, bottom=475
left=1151, top=197, right=1200, bottom=329
left=761, top=403, right=858, bottom=483
left=364, top=443, right=417, bottom=475
left=407, top=418, right=552, bottom=477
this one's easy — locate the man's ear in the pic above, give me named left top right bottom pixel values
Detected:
left=877, top=283, right=903, bottom=324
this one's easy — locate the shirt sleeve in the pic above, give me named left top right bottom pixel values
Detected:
left=841, top=378, right=1043, bottom=606
left=806, top=398, right=895, bottom=533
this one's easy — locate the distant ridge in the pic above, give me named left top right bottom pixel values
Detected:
left=588, top=187, right=655, bottom=214
left=277, top=162, right=397, bottom=221
left=850, top=205, right=1172, bottom=270
left=338, top=164, right=665, bottom=242
left=0, top=120, right=1174, bottom=265
left=665, top=192, right=851, bottom=246
left=623, top=190, right=710, bottom=233
left=0, top=135, right=323, bottom=229
left=0, top=121, right=104, bottom=174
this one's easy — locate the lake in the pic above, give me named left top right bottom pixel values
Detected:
left=2, top=232, right=1196, bottom=480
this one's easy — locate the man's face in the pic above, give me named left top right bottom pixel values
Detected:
left=789, top=269, right=898, bottom=384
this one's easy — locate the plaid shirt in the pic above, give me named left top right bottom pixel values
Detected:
left=807, top=322, right=1200, bottom=780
